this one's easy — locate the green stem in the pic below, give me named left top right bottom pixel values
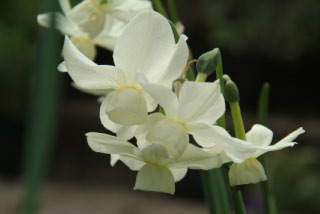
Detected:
left=215, top=51, right=226, bottom=127
left=167, top=0, right=179, bottom=23
left=201, top=169, right=231, bottom=214
left=168, top=19, right=195, bottom=81
left=216, top=51, right=225, bottom=94
left=20, top=4, right=62, bottom=214
left=152, top=0, right=168, bottom=18
left=195, top=72, right=207, bottom=82
left=186, top=65, right=195, bottom=81
left=258, top=83, right=270, bottom=126
left=229, top=101, right=247, bottom=214
left=259, top=167, right=276, bottom=214
left=232, top=191, right=247, bottom=214
left=229, top=102, right=246, bottom=141
left=258, top=83, right=277, bottom=214
left=196, top=62, right=230, bottom=214
left=169, top=20, right=179, bottom=42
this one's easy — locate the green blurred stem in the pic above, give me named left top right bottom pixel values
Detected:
left=232, top=191, right=247, bottom=214
left=167, top=0, right=179, bottom=23
left=20, top=5, right=61, bottom=214
left=258, top=83, right=277, bottom=214
left=229, top=101, right=247, bottom=214
left=258, top=83, right=270, bottom=126
left=152, top=0, right=168, bottom=18
left=259, top=164, right=276, bottom=214
left=201, top=169, right=231, bottom=214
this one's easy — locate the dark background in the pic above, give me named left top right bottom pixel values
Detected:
left=1, top=0, right=319, bottom=213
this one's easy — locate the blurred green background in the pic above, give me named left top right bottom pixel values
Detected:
left=0, top=0, right=319, bottom=213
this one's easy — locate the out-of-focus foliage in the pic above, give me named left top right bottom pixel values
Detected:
left=0, top=0, right=40, bottom=115
left=203, top=0, right=320, bottom=60
left=269, top=148, right=320, bottom=213
left=0, top=0, right=80, bottom=116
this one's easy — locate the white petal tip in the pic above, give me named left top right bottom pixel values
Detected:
left=57, top=61, right=67, bottom=72
left=37, top=14, right=50, bottom=27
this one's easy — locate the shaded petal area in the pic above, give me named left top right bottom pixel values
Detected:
left=105, top=88, right=148, bottom=126
left=139, top=82, right=179, bottom=118
left=134, top=163, right=175, bottom=195
left=170, top=144, right=223, bottom=170
left=229, top=158, right=267, bottom=186
left=170, top=168, right=188, bottom=182
left=146, top=119, right=189, bottom=158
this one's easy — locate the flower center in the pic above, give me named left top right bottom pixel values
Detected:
left=116, top=84, right=143, bottom=93
left=167, top=118, right=189, bottom=132
left=89, top=13, right=98, bottom=22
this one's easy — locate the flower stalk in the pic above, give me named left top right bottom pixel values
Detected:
left=21, top=2, right=62, bottom=213
left=195, top=72, right=207, bottom=82
left=230, top=102, right=246, bottom=141
left=258, top=83, right=277, bottom=214
left=215, top=49, right=226, bottom=128
left=167, top=0, right=179, bottom=23
left=152, top=0, right=168, bottom=18
left=225, top=79, right=248, bottom=214
left=196, top=50, right=231, bottom=214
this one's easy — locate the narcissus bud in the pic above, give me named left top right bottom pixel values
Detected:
left=224, top=78, right=240, bottom=103
left=196, top=48, right=220, bottom=76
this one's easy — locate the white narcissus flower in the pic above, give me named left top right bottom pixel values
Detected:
left=86, top=127, right=223, bottom=194
left=138, top=80, right=258, bottom=163
left=62, top=11, right=189, bottom=139
left=229, top=124, right=305, bottom=186
left=37, top=0, right=152, bottom=59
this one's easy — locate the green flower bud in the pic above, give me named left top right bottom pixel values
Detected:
left=196, top=48, right=220, bottom=76
left=224, top=79, right=240, bottom=103
left=222, top=74, right=231, bottom=82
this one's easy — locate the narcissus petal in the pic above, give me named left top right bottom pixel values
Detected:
left=246, top=124, right=273, bottom=147
left=170, top=144, right=223, bottom=170
left=86, top=132, right=136, bottom=156
left=178, top=81, right=225, bottom=125
left=229, top=158, right=267, bottom=186
left=134, top=163, right=175, bottom=195
left=189, top=123, right=256, bottom=163
left=105, top=88, right=148, bottom=126
left=146, top=119, right=188, bottom=158
left=113, top=11, right=177, bottom=80
left=170, top=168, right=188, bottom=182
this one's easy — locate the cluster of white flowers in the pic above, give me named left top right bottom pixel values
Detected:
left=38, top=0, right=152, bottom=59
left=38, top=1, right=304, bottom=194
